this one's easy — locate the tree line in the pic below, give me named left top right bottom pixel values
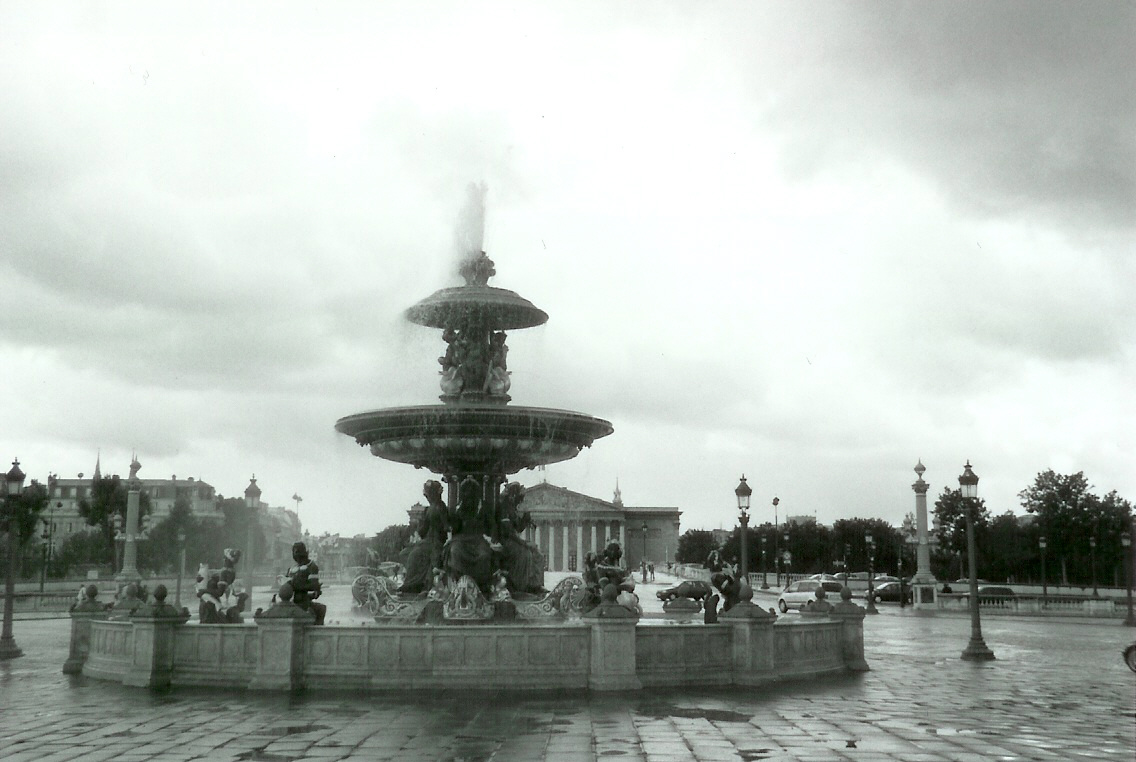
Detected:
left=675, top=469, right=1133, bottom=588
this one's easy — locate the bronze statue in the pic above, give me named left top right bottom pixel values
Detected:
left=401, top=480, right=450, bottom=594
left=285, top=542, right=326, bottom=625
left=496, top=482, right=544, bottom=595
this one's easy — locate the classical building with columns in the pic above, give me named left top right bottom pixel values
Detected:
left=515, top=482, right=681, bottom=572
left=407, top=482, right=681, bottom=573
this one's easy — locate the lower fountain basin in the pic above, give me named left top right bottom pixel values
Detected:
left=334, top=404, right=614, bottom=474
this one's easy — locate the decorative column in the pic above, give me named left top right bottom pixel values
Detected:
left=911, top=460, right=937, bottom=609
left=534, top=522, right=541, bottom=555
left=117, top=456, right=143, bottom=585
left=562, top=523, right=570, bottom=572
left=590, top=523, right=597, bottom=556
left=619, top=523, right=626, bottom=564
left=576, top=523, right=583, bottom=572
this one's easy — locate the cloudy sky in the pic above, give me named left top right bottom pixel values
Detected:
left=2, top=2, right=1132, bottom=540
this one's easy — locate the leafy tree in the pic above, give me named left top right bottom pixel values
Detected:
left=933, top=487, right=990, bottom=557
left=0, top=479, right=50, bottom=578
left=1017, top=470, right=1132, bottom=586
left=77, top=475, right=151, bottom=571
left=832, top=518, right=903, bottom=576
left=369, top=524, right=412, bottom=564
left=217, top=496, right=267, bottom=570
left=676, top=529, right=717, bottom=564
left=53, top=530, right=111, bottom=578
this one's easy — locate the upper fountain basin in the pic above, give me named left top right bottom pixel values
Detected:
left=405, top=285, right=548, bottom=330
left=335, top=404, right=613, bottom=474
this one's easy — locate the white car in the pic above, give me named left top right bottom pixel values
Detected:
left=777, top=579, right=844, bottom=613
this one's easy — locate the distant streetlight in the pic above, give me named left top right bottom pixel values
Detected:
left=959, top=460, right=994, bottom=661
left=782, top=529, right=791, bottom=585
left=760, top=535, right=768, bottom=589
left=772, top=497, right=780, bottom=587
left=641, top=522, right=648, bottom=580
left=1121, top=528, right=1134, bottom=628
left=1039, top=535, right=1048, bottom=609
left=1089, top=535, right=1099, bottom=598
left=735, top=476, right=752, bottom=582
left=245, top=476, right=261, bottom=611
left=865, top=532, right=878, bottom=614
left=1, top=458, right=27, bottom=660
left=175, top=528, right=188, bottom=609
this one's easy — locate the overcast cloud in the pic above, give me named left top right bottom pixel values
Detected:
left=1, top=2, right=1132, bottom=539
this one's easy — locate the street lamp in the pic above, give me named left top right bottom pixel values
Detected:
left=1039, top=535, right=1048, bottom=609
left=760, top=535, right=768, bottom=589
left=1121, top=528, right=1134, bottom=627
left=772, top=496, right=780, bottom=587
left=1089, top=535, right=1098, bottom=598
left=1, top=458, right=27, bottom=660
left=959, top=460, right=994, bottom=661
left=843, top=542, right=851, bottom=589
left=865, top=532, right=879, bottom=614
left=735, top=476, right=751, bottom=582
left=641, top=522, right=648, bottom=582
left=782, top=529, right=791, bottom=585
left=244, top=476, right=261, bottom=611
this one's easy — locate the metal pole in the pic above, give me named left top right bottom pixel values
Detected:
left=1089, top=536, right=1098, bottom=598
left=865, top=538, right=878, bottom=614
left=961, top=508, right=994, bottom=660
left=1040, top=537, right=1048, bottom=609
left=761, top=536, right=768, bottom=589
left=1, top=507, right=22, bottom=660
left=1123, top=523, right=1134, bottom=627
left=739, top=514, right=749, bottom=581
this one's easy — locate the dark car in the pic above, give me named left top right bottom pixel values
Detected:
left=871, top=581, right=913, bottom=604
left=976, top=586, right=1015, bottom=602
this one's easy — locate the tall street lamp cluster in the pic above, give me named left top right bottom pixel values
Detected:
left=959, top=460, right=995, bottom=661
left=1, top=458, right=27, bottom=661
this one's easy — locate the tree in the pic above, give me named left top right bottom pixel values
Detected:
left=831, top=518, right=903, bottom=575
left=1017, top=470, right=1133, bottom=586
left=934, top=486, right=990, bottom=582
left=676, top=529, right=717, bottom=564
left=77, top=475, right=151, bottom=571
left=0, top=480, right=50, bottom=578
left=369, top=524, right=412, bottom=564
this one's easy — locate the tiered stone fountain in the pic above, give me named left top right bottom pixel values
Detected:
left=335, top=250, right=613, bottom=621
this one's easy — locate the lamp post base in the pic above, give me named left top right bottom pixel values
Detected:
left=0, top=635, right=23, bottom=660
left=961, top=637, right=995, bottom=661
left=1123, top=612, right=1135, bottom=628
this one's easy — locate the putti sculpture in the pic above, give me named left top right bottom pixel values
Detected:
left=335, top=249, right=613, bottom=621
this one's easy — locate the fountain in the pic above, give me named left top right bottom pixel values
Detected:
left=71, top=199, right=868, bottom=692
left=335, top=249, right=613, bottom=622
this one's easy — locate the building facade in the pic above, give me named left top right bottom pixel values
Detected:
left=514, top=482, right=681, bottom=572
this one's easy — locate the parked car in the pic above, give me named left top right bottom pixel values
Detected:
left=871, top=581, right=912, bottom=604
left=808, top=573, right=842, bottom=583
left=777, top=579, right=845, bottom=612
left=848, top=572, right=870, bottom=581
left=954, top=578, right=990, bottom=586
left=873, top=575, right=899, bottom=584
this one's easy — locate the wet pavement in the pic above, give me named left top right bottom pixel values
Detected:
left=1, top=575, right=1133, bottom=761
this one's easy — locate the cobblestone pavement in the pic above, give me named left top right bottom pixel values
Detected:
left=1, top=580, right=1133, bottom=761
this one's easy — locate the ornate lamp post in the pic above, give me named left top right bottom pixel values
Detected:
left=959, top=460, right=994, bottom=661
left=782, top=529, right=791, bottom=585
left=865, top=532, right=879, bottom=614
left=843, top=542, right=851, bottom=589
left=641, top=522, right=648, bottom=582
left=1122, top=527, right=1134, bottom=627
left=244, top=476, right=261, bottom=610
left=735, top=476, right=752, bottom=582
left=760, top=535, right=768, bottom=589
left=1039, top=535, right=1048, bottom=609
left=772, top=496, right=780, bottom=587
left=1089, top=535, right=1099, bottom=598
left=1, top=458, right=27, bottom=660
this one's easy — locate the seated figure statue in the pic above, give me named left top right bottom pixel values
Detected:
left=401, top=480, right=450, bottom=594
left=496, top=482, right=545, bottom=595
left=285, top=542, right=326, bottom=625
left=443, top=477, right=495, bottom=594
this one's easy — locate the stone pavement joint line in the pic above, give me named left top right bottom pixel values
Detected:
left=1, top=587, right=1134, bottom=761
